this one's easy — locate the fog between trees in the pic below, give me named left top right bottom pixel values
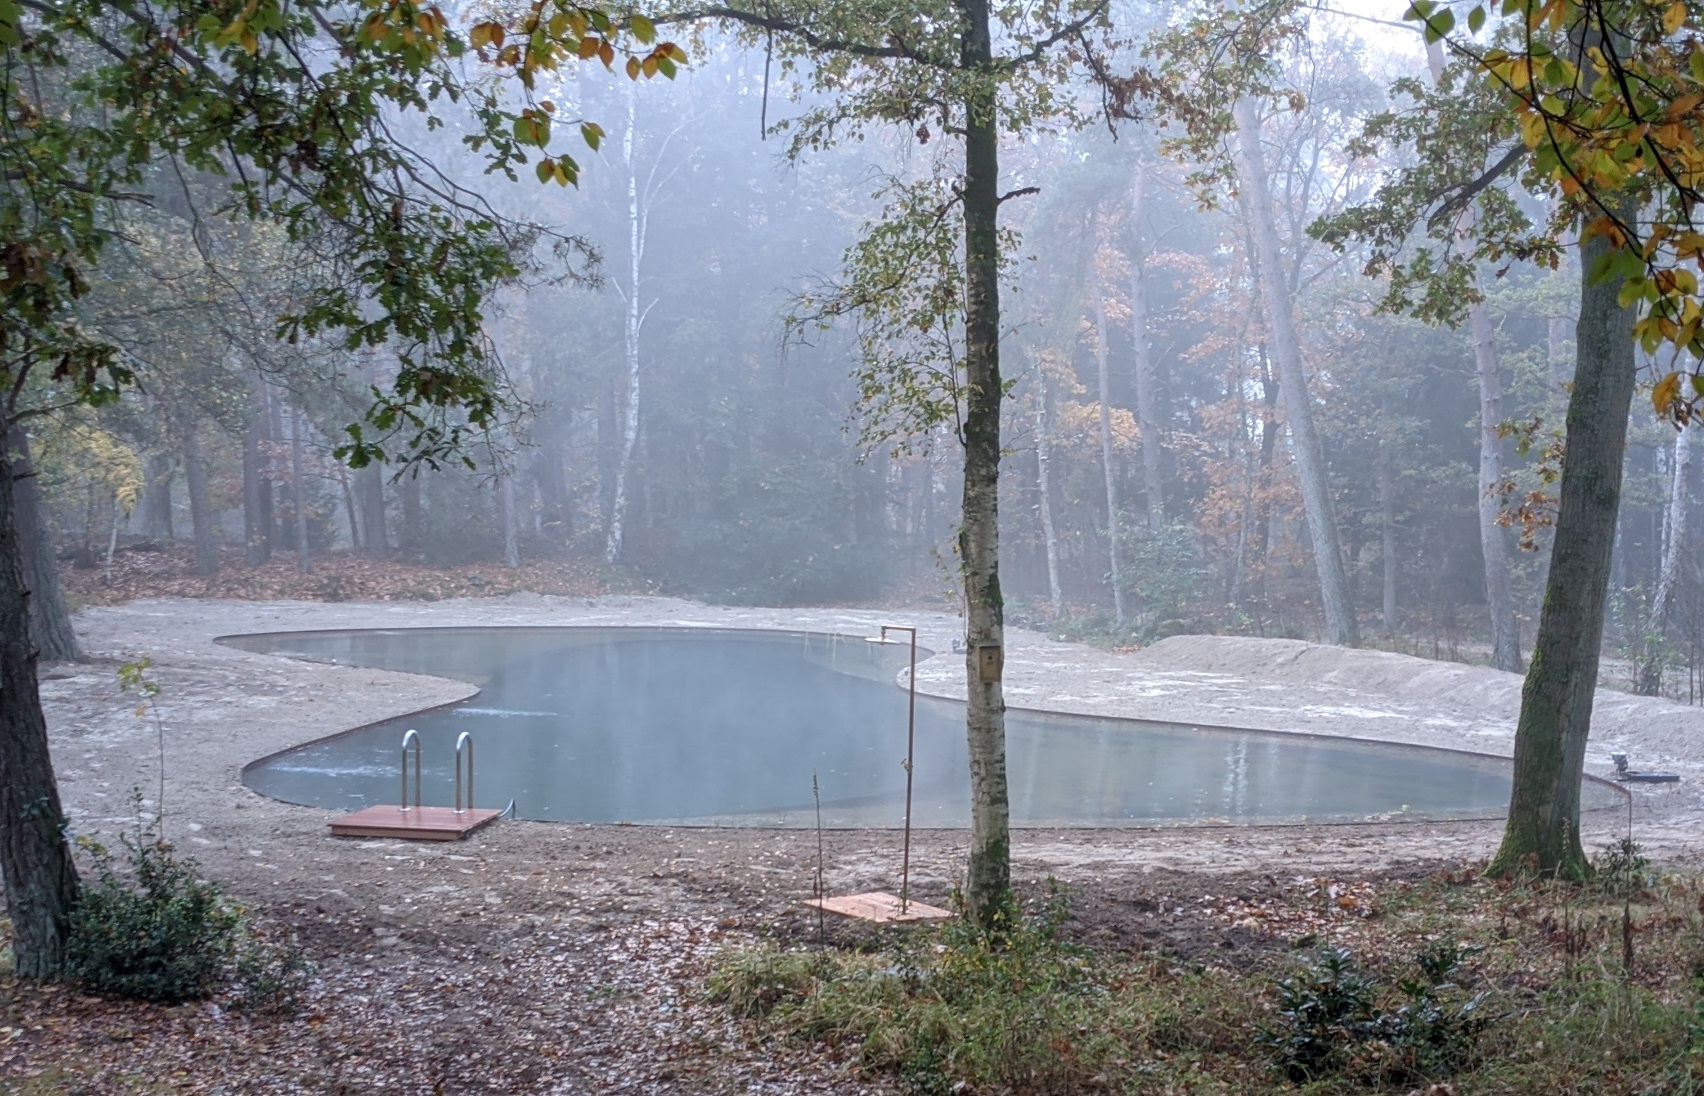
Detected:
left=24, top=12, right=1703, bottom=698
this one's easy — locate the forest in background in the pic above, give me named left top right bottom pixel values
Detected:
left=23, top=9, right=1702, bottom=699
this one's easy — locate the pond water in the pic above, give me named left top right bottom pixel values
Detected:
left=229, top=627, right=1616, bottom=827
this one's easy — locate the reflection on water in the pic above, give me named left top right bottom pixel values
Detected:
left=228, top=627, right=1616, bottom=827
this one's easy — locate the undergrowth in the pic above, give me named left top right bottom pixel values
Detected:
left=66, top=802, right=312, bottom=1008
left=710, top=855, right=1704, bottom=1095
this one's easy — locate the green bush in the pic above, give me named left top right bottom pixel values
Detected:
left=67, top=817, right=312, bottom=1007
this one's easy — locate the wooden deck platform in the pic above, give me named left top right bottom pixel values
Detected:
left=329, top=805, right=502, bottom=841
left=804, top=891, right=954, bottom=923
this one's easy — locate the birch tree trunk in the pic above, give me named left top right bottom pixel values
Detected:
left=1129, top=163, right=1165, bottom=529
left=1233, top=98, right=1358, bottom=646
left=959, top=0, right=1011, bottom=929
left=1379, top=429, right=1398, bottom=636
left=1035, top=377, right=1064, bottom=618
left=606, top=83, right=646, bottom=565
left=0, top=432, right=81, bottom=978
left=1638, top=423, right=1692, bottom=694
left=6, top=428, right=78, bottom=661
left=1487, top=222, right=1638, bottom=881
left=1092, top=279, right=1127, bottom=626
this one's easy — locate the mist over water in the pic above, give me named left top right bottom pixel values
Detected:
left=228, top=627, right=1602, bottom=826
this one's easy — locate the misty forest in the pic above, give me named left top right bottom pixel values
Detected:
left=7, top=0, right=1704, bottom=1091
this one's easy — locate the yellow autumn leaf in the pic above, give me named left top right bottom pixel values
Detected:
left=1654, top=371, right=1683, bottom=416
left=1665, top=1, right=1687, bottom=35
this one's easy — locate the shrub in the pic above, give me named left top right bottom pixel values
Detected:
left=67, top=814, right=312, bottom=1007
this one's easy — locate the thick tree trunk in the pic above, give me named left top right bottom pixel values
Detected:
left=1487, top=226, right=1637, bottom=880
left=1092, top=281, right=1126, bottom=626
left=1233, top=98, right=1359, bottom=647
left=958, top=0, right=1010, bottom=930
left=142, top=453, right=173, bottom=542
left=180, top=419, right=217, bottom=577
left=0, top=437, right=82, bottom=979
left=359, top=463, right=388, bottom=559
left=1035, top=378, right=1064, bottom=618
left=1129, top=163, right=1165, bottom=529
left=7, top=429, right=78, bottom=661
left=242, top=370, right=272, bottom=566
left=1638, top=423, right=1691, bottom=695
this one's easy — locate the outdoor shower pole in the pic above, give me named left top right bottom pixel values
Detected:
left=881, top=624, right=918, bottom=913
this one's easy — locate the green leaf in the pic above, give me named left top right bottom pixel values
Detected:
left=1467, top=5, right=1485, bottom=32
left=629, top=14, right=656, bottom=43
left=1422, top=8, right=1455, bottom=42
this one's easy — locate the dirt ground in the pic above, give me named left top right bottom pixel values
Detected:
left=7, top=595, right=1704, bottom=1094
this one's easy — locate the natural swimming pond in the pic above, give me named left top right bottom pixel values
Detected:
left=229, top=627, right=1622, bottom=827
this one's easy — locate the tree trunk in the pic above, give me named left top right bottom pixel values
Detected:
left=359, top=463, right=388, bottom=559
left=501, top=474, right=520, bottom=569
left=1638, top=423, right=1692, bottom=695
left=1427, top=45, right=1522, bottom=673
left=1129, top=162, right=1165, bottom=529
left=958, top=0, right=1010, bottom=930
left=1233, top=98, right=1359, bottom=647
left=1486, top=224, right=1638, bottom=881
left=180, top=418, right=217, bottom=577
left=1035, top=377, right=1064, bottom=619
left=6, top=429, right=78, bottom=662
left=606, top=83, right=646, bottom=566
left=242, top=370, right=272, bottom=566
left=290, top=405, right=310, bottom=574
left=142, top=453, right=173, bottom=543
left=401, top=472, right=423, bottom=560
left=1092, top=278, right=1126, bottom=626
left=0, top=436, right=82, bottom=979
left=1379, top=428, right=1398, bottom=636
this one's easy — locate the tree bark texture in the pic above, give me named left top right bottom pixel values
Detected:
left=1379, top=429, right=1398, bottom=635
left=180, top=419, right=217, bottom=577
left=6, top=430, right=78, bottom=662
left=1129, top=162, right=1165, bottom=529
left=1233, top=98, right=1359, bottom=647
left=1487, top=227, right=1637, bottom=880
left=958, top=0, right=1010, bottom=930
left=0, top=438, right=82, bottom=979
left=1092, top=280, right=1126, bottom=626
left=141, top=454, right=174, bottom=543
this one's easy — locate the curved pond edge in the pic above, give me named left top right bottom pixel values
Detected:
left=221, top=624, right=1632, bottom=828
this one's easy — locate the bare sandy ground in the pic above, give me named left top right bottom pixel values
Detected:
left=46, top=594, right=1704, bottom=877
left=16, top=595, right=1704, bottom=1093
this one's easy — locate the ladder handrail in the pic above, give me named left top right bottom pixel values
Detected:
left=454, top=731, right=474, bottom=815
left=399, top=729, right=422, bottom=813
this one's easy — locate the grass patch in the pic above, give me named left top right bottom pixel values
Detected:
left=712, top=861, right=1704, bottom=1094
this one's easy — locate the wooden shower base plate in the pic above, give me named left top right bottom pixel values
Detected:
left=804, top=891, right=954, bottom=923
left=330, top=805, right=502, bottom=841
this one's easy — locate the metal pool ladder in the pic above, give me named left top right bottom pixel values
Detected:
left=328, top=729, right=502, bottom=841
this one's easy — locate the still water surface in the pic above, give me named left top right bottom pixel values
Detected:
left=228, top=627, right=1606, bottom=826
